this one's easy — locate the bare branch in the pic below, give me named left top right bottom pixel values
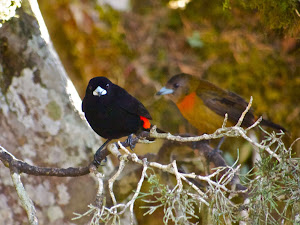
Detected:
left=0, top=146, right=91, bottom=176
left=127, top=159, right=148, bottom=223
left=108, top=158, right=126, bottom=207
left=236, top=96, right=253, bottom=127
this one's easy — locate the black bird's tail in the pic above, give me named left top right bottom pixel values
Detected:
left=139, top=125, right=166, bottom=141
left=260, top=119, right=286, bottom=132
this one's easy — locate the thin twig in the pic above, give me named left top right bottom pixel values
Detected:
left=236, top=96, right=253, bottom=127
left=0, top=146, right=90, bottom=177
left=108, top=159, right=126, bottom=208
left=11, top=170, right=38, bottom=225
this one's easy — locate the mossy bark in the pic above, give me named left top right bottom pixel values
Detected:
left=0, top=0, right=108, bottom=224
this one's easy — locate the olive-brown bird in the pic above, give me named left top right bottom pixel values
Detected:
left=157, top=73, right=285, bottom=134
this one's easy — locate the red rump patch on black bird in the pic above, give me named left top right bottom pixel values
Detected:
left=82, top=76, right=153, bottom=142
left=140, top=116, right=151, bottom=129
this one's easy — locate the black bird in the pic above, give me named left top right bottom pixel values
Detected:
left=82, top=77, right=152, bottom=164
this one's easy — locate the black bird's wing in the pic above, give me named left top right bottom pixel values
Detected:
left=196, top=82, right=255, bottom=127
left=115, top=86, right=152, bottom=120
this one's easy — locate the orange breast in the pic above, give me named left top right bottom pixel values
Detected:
left=177, top=92, right=197, bottom=112
left=176, top=92, right=233, bottom=133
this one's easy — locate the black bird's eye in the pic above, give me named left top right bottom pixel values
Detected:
left=106, top=84, right=109, bottom=88
left=174, top=83, right=180, bottom=89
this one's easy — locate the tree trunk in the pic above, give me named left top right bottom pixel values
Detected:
left=0, top=0, right=108, bottom=224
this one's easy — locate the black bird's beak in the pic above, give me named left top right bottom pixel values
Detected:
left=156, top=87, right=174, bottom=96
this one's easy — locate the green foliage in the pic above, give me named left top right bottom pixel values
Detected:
left=184, top=0, right=232, bottom=24
left=223, top=0, right=231, bottom=10
left=238, top=0, right=300, bottom=34
left=96, top=5, right=130, bottom=52
left=246, top=130, right=300, bottom=224
left=73, top=201, right=123, bottom=225
left=138, top=130, right=300, bottom=225
left=209, top=130, right=299, bottom=224
left=222, top=0, right=300, bottom=34
left=187, top=31, right=203, bottom=49
left=139, top=173, right=201, bottom=224
left=165, top=10, right=183, bottom=30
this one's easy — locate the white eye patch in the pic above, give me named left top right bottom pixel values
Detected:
left=93, top=86, right=107, bottom=96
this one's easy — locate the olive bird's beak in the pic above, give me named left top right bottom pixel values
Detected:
left=156, top=87, right=174, bottom=96
left=93, top=86, right=107, bottom=96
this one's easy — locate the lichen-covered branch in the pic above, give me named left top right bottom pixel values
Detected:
left=76, top=127, right=298, bottom=224
left=74, top=140, right=245, bottom=224
left=11, top=171, right=38, bottom=225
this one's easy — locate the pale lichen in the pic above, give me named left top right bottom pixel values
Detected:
left=0, top=194, right=14, bottom=224
left=44, top=145, right=68, bottom=165
left=56, top=184, right=70, bottom=205
left=19, top=143, right=37, bottom=160
left=7, top=68, right=49, bottom=129
left=47, top=206, right=64, bottom=222
left=25, top=181, right=55, bottom=207
left=7, top=68, right=63, bottom=135
left=0, top=168, right=13, bottom=186
left=0, top=0, right=22, bottom=27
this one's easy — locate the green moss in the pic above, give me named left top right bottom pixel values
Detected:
left=0, top=36, right=26, bottom=93
left=46, top=101, right=62, bottom=121
left=184, top=0, right=233, bottom=26
left=166, top=10, right=183, bottom=30
left=237, top=0, right=300, bottom=34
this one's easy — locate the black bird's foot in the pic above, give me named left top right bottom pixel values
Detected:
left=125, top=134, right=136, bottom=151
left=93, top=155, right=107, bottom=166
left=93, top=139, right=111, bottom=166
left=208, top=137, right=225, bottom=159
left=93, top=152, right=102, bottom=166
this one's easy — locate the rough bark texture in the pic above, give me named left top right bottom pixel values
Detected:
left=0, top=1, right=110, bottom=224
